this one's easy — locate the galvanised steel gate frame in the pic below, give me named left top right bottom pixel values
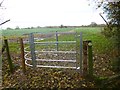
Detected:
left=24, top=32, right=83, bottom=72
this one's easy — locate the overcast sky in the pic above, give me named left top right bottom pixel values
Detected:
left=0, top=0, right=106, bottom=29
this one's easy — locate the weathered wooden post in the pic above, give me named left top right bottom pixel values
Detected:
left=2, top=44, right=6, bottom=53
left=29, top=33, right=36, bottom=68
left=83, top=41, right=88, bottom=76
left=19, top=38, right=26, bottom=74
left=88, top=41, right=93, bottom=76
left=4, top=39, right=13, bottom=73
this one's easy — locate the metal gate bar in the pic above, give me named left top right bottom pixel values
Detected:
left=26, top=32, right=82, bottom=70
left=25, top=60, right=80, bottom=69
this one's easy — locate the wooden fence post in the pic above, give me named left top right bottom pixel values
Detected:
left=88, top=41, right=93, bottom=76
left=2, top=44, right=6, bottom=53
left=19, top=38, right=26, bottom=74
left=4, top=39, right=13, bottom=73
left=83, top=41, right=88, bottom=76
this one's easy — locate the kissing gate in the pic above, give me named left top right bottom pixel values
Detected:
left=24, top=32, right=83, bottom=73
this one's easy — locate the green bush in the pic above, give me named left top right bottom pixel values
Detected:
left=101, top=26, right=120, bottom=72
left=101, top=26, right=116, bottom=38
left=111, top=57, right=120, bottom=72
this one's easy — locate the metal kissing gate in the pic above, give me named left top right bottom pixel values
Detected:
left=24, top=32, right=83, bottom=71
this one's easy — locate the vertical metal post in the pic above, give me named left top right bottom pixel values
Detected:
left=19, top=38, right=26, bottom=73
left=29, top=33, right=36, bottom=68
left=80, top=32, right=83, bottom=74
left=46, top=43, right=48, bottom=51
left=56, top=31, right=58, bottom=51
left=75, top=32, right=78, bottom=69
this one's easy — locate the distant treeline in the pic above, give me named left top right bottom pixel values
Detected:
left=5, top=24, right=106, bottom=30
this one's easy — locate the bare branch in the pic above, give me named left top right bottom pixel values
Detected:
left=0, top=0, right=4, bottom=7
left=99, top=13, right=112, bottom=30
left=0, top=19, right=10, bottom=26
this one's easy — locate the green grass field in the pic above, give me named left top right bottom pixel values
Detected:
left=1, top=27, right=101, bottom=37
left=2, top=27, right=114, bottom=55
left=1, top=27, right=74, bottom=37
